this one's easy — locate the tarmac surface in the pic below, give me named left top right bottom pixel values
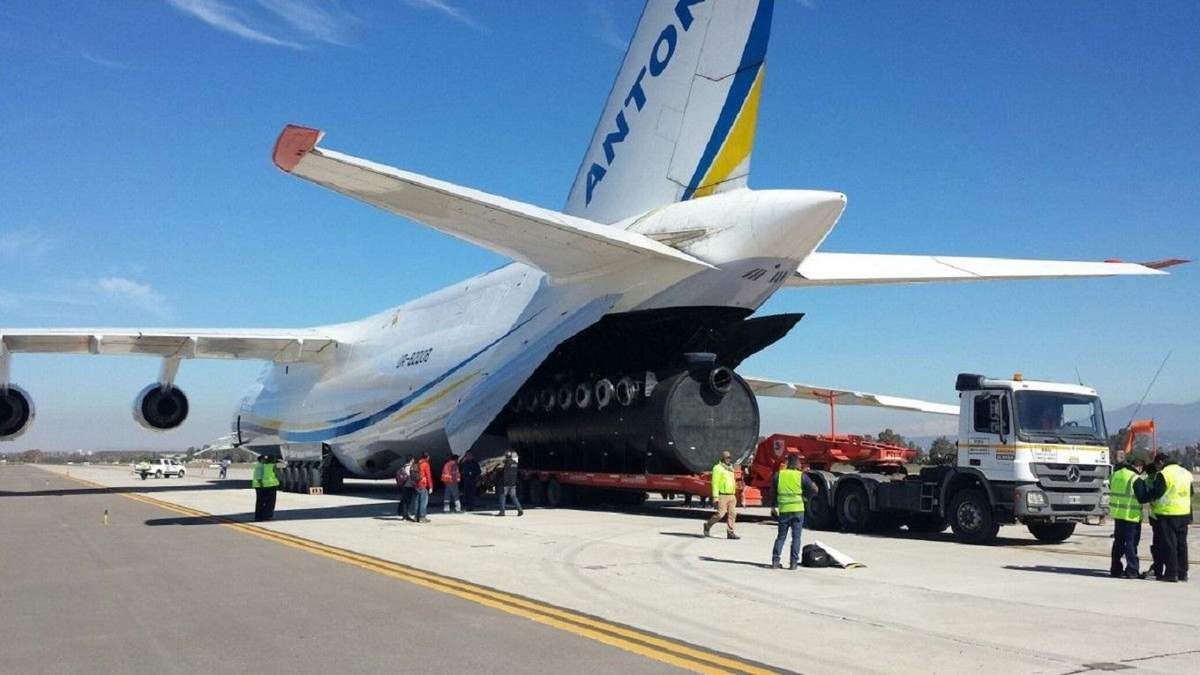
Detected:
left=0, top=465, right=689, bottom=674
left=7, top=463, right=1200, bottom=674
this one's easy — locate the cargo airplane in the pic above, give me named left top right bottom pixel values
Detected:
left=0, top=0, right=1182, bottom=489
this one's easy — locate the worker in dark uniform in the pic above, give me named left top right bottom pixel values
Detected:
left=252, top=454, right=280, bottom=522
left=497, top=450, right=524, bottom=517
left=1143, top=455, right=1193, bottom=582
left=1107, top=456, right=1146, bottom=578
left=771, top=455, right=817, bottom=569
left=460, top=451, right=481, bottom=511
left=1139, top=457, right=1166, bottom=579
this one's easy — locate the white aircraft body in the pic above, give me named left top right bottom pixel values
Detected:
left=0, top=1, right=1181, bottom=488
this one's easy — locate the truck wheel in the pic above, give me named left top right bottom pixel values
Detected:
left=178, top=469, right=186, bottom=478
left=806, top=493, right=836, bottom=531
left=836, top=483, right=875, bottom=533
left=1027, top=522, right=1075, bottom=544
left=155, top=470, right=163, bottom=479
left=906, top=513, right=949, bottom=534
left=545, top=478, right=562, bottom=508
left=949, top=488, right=999, bottom=544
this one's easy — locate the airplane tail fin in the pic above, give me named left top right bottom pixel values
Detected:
left=564, top=0, right=774, bottom=225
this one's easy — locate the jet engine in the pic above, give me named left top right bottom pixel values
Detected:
left=133, top=383, right=190, bottom=431
left=0, top=385, right=35, bottom=440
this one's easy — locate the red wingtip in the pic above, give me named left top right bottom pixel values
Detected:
left=1139, top=258, right=1190, bottom=270
left=272, top=124, right=322, bottom=173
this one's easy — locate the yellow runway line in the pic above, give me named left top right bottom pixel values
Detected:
left=48, top=469, right=779, bottom=675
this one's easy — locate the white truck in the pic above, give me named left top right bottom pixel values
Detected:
left=804, top=373, right=1111, bottom=544
left=133, top=458, right=187, bottom=479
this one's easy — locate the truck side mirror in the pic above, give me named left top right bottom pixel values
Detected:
left=986, top=396, right=1004, bottom=435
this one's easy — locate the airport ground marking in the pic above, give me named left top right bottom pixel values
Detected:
left=49, top=469, right=778, bottom=675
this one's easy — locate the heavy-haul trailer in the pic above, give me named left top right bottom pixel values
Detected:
left=755, top=373, right=1113, bottom=544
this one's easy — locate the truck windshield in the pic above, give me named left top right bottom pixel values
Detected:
left=1015, top=392, right=1107, bottom=445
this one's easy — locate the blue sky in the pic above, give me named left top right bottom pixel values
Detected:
left=2, top=0, right=1196, bottom=451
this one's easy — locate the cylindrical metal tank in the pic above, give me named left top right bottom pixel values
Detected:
left=506, top=367, right=759, bottom=475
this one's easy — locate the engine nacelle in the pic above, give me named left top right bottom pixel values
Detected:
left=0, top=385, right=35, bottom=441
left=133, top=383, right=189, bottom=431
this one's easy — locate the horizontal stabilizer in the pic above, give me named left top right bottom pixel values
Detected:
left=789, top=252, right=1183, bottom=287
left=745, top=376, right=959, bottom=416
left=1, top=329, right=336, bottom=363
left=274, top=125, right=714, bottom=280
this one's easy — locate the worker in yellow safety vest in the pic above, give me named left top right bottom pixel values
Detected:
left=704, top=451, right=740, bottom=540
left=1144, top=455, right=1193, bottom=582
left=1108, top=456, right=1147, bottom=578
left=252, top=454, right=281, bottom=522
left=772, top=455, right=818, bottom=569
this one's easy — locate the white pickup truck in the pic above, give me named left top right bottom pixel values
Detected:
left=133, top=458, right=187, bottom=479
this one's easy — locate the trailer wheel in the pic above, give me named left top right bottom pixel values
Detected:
left=906, top=513, right=949, bottom=534
left=527, top=478, right=546, bottom=507
left=836, top=483, right=875, bottom=533
left=545, top=479, right=562, bottom=508
left=1027, top=522, right=1075, bottom=543
left=949, top=488, right=999, bottom=544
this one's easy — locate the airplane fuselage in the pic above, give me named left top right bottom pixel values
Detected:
left=236, top=189, right=847, bottom=477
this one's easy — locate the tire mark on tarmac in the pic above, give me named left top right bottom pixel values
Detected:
left=673, top=531, right=1097, bottom=672
left=45, top=468, right=776, bottom=675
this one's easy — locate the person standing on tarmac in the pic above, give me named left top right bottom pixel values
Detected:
left=771, top=455, right=817, bottom=569
left=1108, top=456, right=1147, bottom=578
left=497, top=450, right=524, bottom=517
left=396, top=455, right=416, bottom=521
left=1143, top=455, right=1193, bottom=582
left=251, top=454, right=280, bottom=522
left=460, top=452, right=481, bottom=511
left=704, top=451, right=740, bottom=539
left=414, top=452, right=433, bottom=523
left=441, top=453, right=462, bottom=513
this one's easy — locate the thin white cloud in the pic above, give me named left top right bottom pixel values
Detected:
left=586, top=0, right=628, bottom=52
left=0, top=230, right=55, bottom=261
left=98, top=277, right=171, bottom=318
left=166, top=0, right=306, bottom=49
left=256, top=0, right=355, bottom=46
left=400, top=0, right=486, bottom=32
left=80, top=51, right=134, bottom=70
left=795, top=0, right=818, bottom=9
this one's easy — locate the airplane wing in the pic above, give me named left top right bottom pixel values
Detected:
left=273, top=125, right=714, bottom=280
left=744, top=376, right=959, bottom=416
left=0, top=329, right=337, bottom=363
left=788, top=252, right=1185, bottom=287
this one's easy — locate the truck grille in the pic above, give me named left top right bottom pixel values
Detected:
left=1031, top=463, right=1109, bottom=489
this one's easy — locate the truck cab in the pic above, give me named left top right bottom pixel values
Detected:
left=798, top=372, right=1112, bottom=545
left=950, top=373, right=1111, bottom=540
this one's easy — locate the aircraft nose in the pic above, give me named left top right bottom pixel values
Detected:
left=750, top=189, right=847, bottom=258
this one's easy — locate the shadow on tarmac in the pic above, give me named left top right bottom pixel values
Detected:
left=0, top=480, right=246, bottom=498
left=143, top=501, right=397, bottom=526
left=698, top=556, right=773, bottom=569
left=1002, top=565, right=1111, bottom=578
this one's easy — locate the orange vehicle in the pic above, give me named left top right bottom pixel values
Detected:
left=1121, top=419, right=1157, bottom=459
